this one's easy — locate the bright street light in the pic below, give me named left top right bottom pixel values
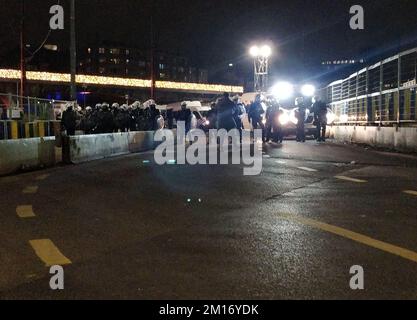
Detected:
left=250, top=46, right=260, bottom=57
left=250, top=44, right=272, bottom=92
left=260, top=45, right=272, bottom=58
left=249, top=45, right=272, bottom=57
left=301, top=84, right=316, bottom=97
left=271, top=81, right=294, bottom=100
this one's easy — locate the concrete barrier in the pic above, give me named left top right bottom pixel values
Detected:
left=68, top=131, right=157, bottom=164
left=328, top=125, right=417, bottom=153
left=69, top=132, right=130, bottom=164
left=0, top=137, right=57, bottom=175
left=128, top=131, right=156, bottom=153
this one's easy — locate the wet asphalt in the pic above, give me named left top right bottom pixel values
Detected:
left=1, top=139, right=417, bottom=299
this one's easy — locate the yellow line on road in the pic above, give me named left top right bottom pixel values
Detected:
left=404, top=190, right=417, bottom=196
left=334, top=175, right=367, bottom=183
left=29, top=239, right=72, bottom=267
left=22, top=186, right=39, bottom=194
left=16, top=205, right=36, bottom=218
left=36, top=174, right=50, bottom=181
left=281, top=214, right=417, bottom=264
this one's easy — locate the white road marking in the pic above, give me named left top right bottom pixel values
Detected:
left=275, top=160, right=286, bottom=164
left=297, top=167, right=318, bottom=172
left=334, top=175, right=367, bottom=183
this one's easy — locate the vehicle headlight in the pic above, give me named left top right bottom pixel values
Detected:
left=290, top=110, right=298, bottom=125
left=279, top=113, right=290, bottom=125
left=205, top=120, right=210, bottom=126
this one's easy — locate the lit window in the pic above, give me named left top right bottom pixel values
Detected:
left=88, top=48, right=92, bottom=54
left=99, top=48, right=105, bottom=54
left=110, top=48, right=120, bottom=55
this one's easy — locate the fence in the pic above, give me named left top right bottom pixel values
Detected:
left=0, top=93, right=71, bottom=140
left=321, top=47, right=417, bottom=126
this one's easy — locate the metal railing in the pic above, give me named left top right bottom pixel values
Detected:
left=322, top=47, right=417, bottom=126
left=0, top=93, right=71, bottom=140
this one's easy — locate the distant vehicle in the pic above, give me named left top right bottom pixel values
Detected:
left=277, top=105, right=336, bottom=138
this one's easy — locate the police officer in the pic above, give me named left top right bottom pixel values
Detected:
left=266, top=98, right=281, bottom=143
left=97, top=103, right=114, bottom=133
left=295, top=97, right=306, bottom=143
left=312, top=96, right=328, bottom=142
left=61, top=103, right=77, bottom=136
left=149, top=101, right=161, bottom=131
left=248, top=94, right=265, bottom=141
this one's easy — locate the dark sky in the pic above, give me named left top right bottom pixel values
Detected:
left=1, top=0, right=417, bottom=84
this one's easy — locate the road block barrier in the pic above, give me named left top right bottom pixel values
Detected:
left=328, top=125, right=417, bottom=153
left=0, top=137, right=57, bottom=176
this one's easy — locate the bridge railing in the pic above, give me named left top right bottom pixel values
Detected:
left=322, top=47, right=417, bottom=126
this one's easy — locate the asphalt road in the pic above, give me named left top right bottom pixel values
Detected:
left=1, top=139, right=417, bottom=299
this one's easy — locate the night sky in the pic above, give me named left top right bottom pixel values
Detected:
left=1, top=0, right=417, bottom=85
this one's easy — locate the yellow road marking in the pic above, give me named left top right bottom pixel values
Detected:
left=404, top=190, right=417, bottom=196
left=16, top=205, right=36, bottom=218
left=281, top=214, right=417, bottom=264
left=36, top=174, right=50, bottom=181
left=23, top=186, right=39, bottom=194
left=298, top=167, right=318, bottom=172
left=334, top=175, right=367, bottom=183
left=29, top=239, right=72, bottom=267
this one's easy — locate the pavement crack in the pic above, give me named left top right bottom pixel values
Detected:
left=263, top=178, right=329, bottom=202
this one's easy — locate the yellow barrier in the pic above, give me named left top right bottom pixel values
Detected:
left=11, top=121, right=18, bottom=139
left=38, top=122, right=45, bottom=138
left=25, top=123, right=30, bottom=138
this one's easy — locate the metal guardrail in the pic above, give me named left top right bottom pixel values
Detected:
left=0, top=93, right=71, bottom=140
left=0, top=93, right=71, bottom=122
left=322, top=47, right=417, bottom=126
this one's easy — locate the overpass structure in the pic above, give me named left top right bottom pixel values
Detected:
left=321, top=47, right=417, bottom=153
left=322, top=47, right=417, bottom=125
left=0, top=69, right=244, bottom=95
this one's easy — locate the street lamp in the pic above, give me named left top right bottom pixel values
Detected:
left=249, top=44, right=272, bottom=93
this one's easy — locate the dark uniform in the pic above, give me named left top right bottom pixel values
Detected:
left=295, top=100, right=306, bottom=143
left=61, top=106, right=76, bottom=136
left=265, top=101, right=281, bottom=143
left=312, top=98, right=328, bottom=142
left=217, top=94, right=237, bottom=131
left=248, top=95, right=265, bottom=141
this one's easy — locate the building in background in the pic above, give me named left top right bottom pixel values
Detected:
left=78, top=45, right=208, bottom=84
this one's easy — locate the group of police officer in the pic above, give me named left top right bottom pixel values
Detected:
left=61, top=101, right=161, bottom=136
left=247, top=93, right=328, bottom=143
left=61, top=93, right=328, bottom=144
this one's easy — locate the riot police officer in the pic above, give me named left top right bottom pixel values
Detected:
left=312, top=96, right=328, bottom=142
left=295, top=97, right=306, bottom=143
left=61, top=103, right=77, bottom=136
